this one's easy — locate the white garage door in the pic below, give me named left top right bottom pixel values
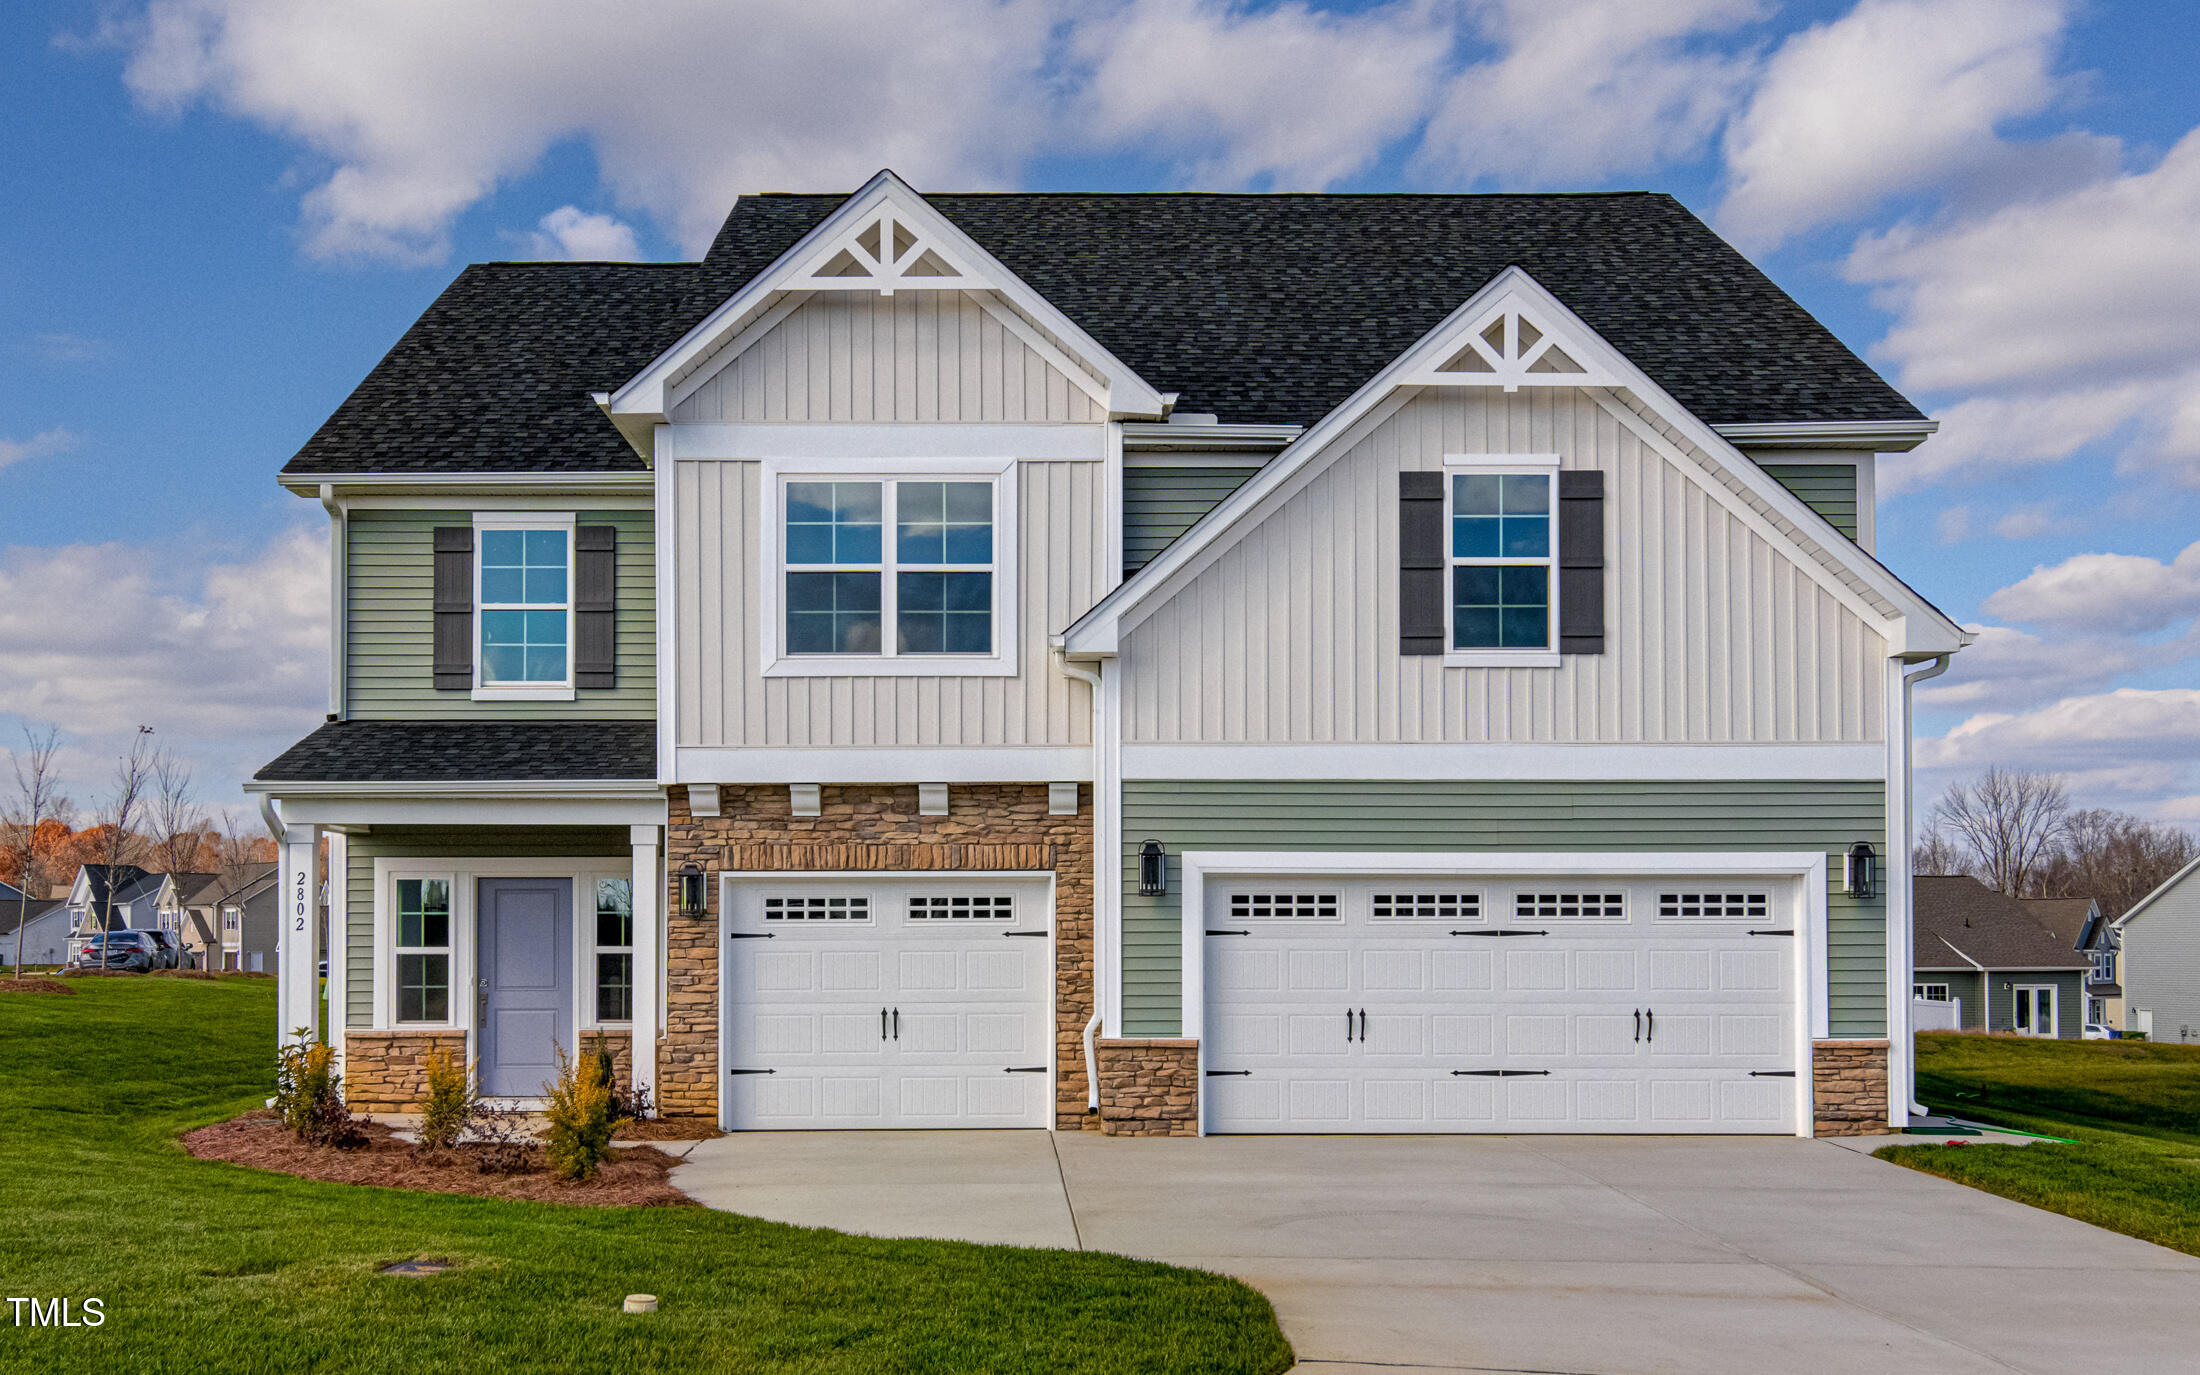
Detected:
left=1203, top=875, right=1800, bottom=1134
left=722, top=876, right=1052, bottom=1130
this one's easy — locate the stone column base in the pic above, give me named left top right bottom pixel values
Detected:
left=1813, top=1039, right=1890, bottom=1136
left=342, top=1030, right=468, bottom=1114
left=1096, top=1038, right=1199, bottom=1136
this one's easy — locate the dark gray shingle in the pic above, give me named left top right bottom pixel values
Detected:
left=255, top=721, right=655, bottom=783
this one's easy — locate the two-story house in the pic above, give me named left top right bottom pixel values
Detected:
left=251, top=174, right=1967, bottom=1136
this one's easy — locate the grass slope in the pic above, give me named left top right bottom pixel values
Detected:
left=0, top=980, right=1291, bottom=1374
left=1878, top=1032, right=2200, bottom=1257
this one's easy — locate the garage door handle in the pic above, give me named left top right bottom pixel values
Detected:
left=1452, top=928, right=1548, bottom=937
left=893, top=1008, right=899, bottom=1040
left=1345, top=1008, right=1354, bottom=1042
left=727, top=1068, right=776, bottom=1075
left=882, top=1007, right=888, bottom=1042
left=1646, top=1009, right=1653, bottom=1042
left=1635, top=1009, right=1641, bottom=1042
left=1004, top=1066, right=1047, bottom=1074
left=1452, top=1069, right=1551, bottom=1077
left=1749, top=1071, right=1797, bottom=1078
left=1359, top=1009, right=1367, bottom=1041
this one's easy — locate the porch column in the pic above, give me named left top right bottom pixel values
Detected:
left=630, top=824, right=661, bottom=1104
left=278, top=823, right=322, bottom=1048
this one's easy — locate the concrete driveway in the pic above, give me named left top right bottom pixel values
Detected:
left=674, top=1132, right=2200, bottom=1375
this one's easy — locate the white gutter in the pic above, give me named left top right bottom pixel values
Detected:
left=1716, top=419, right=1940, bottom=452
left=258, top=794, right=286, bottom=845
left=1894, top=652, right=1953, bottom=1120
left=1058, top=654, right=1109, bottom=1114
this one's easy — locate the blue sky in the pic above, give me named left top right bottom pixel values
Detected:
left=3, top=0, right=2197, bottom=828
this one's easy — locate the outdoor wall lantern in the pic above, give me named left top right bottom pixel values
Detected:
left=1844, top=841, right=1878, bottom=901
left=1138, top=840, right=1167, bottom=898
left=678, top=863, right=708, bottom=918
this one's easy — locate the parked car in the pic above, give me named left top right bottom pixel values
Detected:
left=146, top=930, right=193, bottom=970
left=2083, top=1022, right=2120, bottom=1040
left=81, top=931, right=161, bottom=972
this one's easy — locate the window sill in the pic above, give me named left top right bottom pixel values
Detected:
left=1444, top=651, right=1562, bottom=669
left=472, top=684, right=577, bottom=701
left=762, top=655, right=1018, bottom=678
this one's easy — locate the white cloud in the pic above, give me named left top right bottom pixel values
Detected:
left=1934, top=505, right=1972, bottom=544
left=0, top=528, right=328, bottom=805
left=518, top=205, right=644, bottom=261
left=1414, top=0, right=1761, bottom=186
left=1983, top=541, right=2200, bottom=634
left=27, top=333, right=107, bottom=364
left=1914, top=622, right=2163, bottom=715
left=1992, top=507, right=2055, bottom=541
left=119, top=0, right=1065, bottom=260
left=1072, top=0, right=1457, bottom=189
left=0, top=428, right=77, bottom=472
left=1718, top=0, right=2077, bottom=249
left=1918, top=688, right=2200, bottom=817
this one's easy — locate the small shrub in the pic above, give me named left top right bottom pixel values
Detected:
left=275, top=1034, right=367, bottom=1150
left=613, top=1080, right=655, bottom=1125
left=542, top=1043, right=617, bottom=1181
left=468, top=1102, right=532, bottom=1175
left=416, top=1045, right=478, bottom=1151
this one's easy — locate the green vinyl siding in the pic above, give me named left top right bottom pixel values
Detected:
left=1121, top=778, right=1888, bottom=1038
left=346, top=508, right=655, bottom=719
left=1759, top=464, right=1859, bottom=541
left=1123, top=465, right=1259, bottom=574
left=344, top=826, right=631, bottom=1028
left=1914, top=970, right=1985, bottom=1030
left=1984, top=970, right=2087, bottom=1038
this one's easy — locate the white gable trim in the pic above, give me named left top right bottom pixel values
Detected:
left=610, top=171, right=1167, bottom=424
left=1060, top=266, right=1967, bottom=658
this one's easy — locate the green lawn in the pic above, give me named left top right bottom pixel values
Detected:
left=1877, top=1032, right=2200, bottom=1257
left=0, top=980, right=1291, bottom=1374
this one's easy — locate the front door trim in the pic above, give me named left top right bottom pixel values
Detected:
left=1180, top=850, right=1829, bottom=1139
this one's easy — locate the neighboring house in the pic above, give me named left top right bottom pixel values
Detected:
left=206, top=864, right=280, bottom=973
left=249, top=173, right=1969, bottom=1138
left=156, top=871, right=225, bottom=969
left=65, top=864, right=168, bottom=959
left=2023, top=896, right=2122, bottom=1030
left=1, top=898, right=70, bottom=968
left=2114, top=854, right=2200, bottom=1043
left=1913, top=877, right=2089, bottom=1039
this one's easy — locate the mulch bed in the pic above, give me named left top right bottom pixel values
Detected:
left=613, top=1116, right=725, bottom=1141
left=0, top=977, right=74, bottom=995
left=182, top=1113, right=696, bottom=1208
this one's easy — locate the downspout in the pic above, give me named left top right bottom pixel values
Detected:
left=1058, top=653, right=1107, bottom=1114
left=258, top=794, right=286, bottom=846
left=1898, top=653, right=1952, bottom=1119
left=320, top=485, right=347, bottom=721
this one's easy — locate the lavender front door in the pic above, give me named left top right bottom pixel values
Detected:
left=477, top=878, right=572, bottom=1098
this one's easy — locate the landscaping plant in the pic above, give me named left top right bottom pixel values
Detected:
left=274, top=1032, right=367, bottom=1149
left=414, top=1044, right=478, bottom=1151
left=541, top=1043, right=617, bottom=1180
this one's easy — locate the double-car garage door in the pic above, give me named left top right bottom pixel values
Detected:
left=721, top=876, right=1053, bottom=1130
left=1202, top=873, right=1803, bottom=1134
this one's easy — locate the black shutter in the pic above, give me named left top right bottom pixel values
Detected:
left=1399, top=471, right=1445, bottom=656
left=1558, top=471, right=1606, bottom=655
left=574, top=525, right=617, bottom=690
left=432, top=527, right=473, bottom=690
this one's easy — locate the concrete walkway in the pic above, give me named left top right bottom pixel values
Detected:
left=673, top=1132, right=2200, bottom=1375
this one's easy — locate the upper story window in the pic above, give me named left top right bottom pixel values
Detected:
left=2092, top=950, right=2117, bottom=982
left=478, top=522, right=571, bottom=690
left=768, top=462, right=1016, bottom=676
left=1443, top=456, right=1559, bottom=665
left=221, top=908, right=240, bottom=935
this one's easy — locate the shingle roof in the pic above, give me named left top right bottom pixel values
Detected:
left=2020, top=897, right=2098, bottom=952
left=1914, top=876, right=2092, bottom=972
left=254, top=721, right=656, bottom=783
left=284, top=191, right=1921, bottom=476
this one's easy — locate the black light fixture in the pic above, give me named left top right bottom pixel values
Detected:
left=678, top=863, right=707, bottom=918
left=1844, top=841, right=1878, bottom=901
left=1137, top=840, right=1167, bottom=898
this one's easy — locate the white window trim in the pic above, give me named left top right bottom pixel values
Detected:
left=588, top=874, right=635, bottom=1029
left=472, top=510, right=577, bottom=701
left=1913, top=982, right=1950, bottom=1001
left=1441, top=454, right=1562, bottom=669
left=389, top=875, right=457, bottom=1028
left=759, top=456, right=1019, bottom=677
left=2012, top=983, right=2058, bottom=1037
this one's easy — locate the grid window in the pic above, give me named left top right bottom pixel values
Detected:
left=1371, top=892, right=1481, bottom=921
left=1513, top=891, right=1626, bottom=921
left=1657, top=891, right=1770, bottom=920
left=1229, top=892, right=1341, bottom=920
left=763, top=895, right=872, bottom=921
left=1450, top=471, right=1554, bottom=651
left=1914, top=983, right=1951, bottom=1002
left=594, top=878, right=633, bottom=1023
left=908, top=894, right=1016, bottom=919
left=479, top=528, right=570, bottom=684
left=783, top=478, right=995, bottom=658
left=394, top=877, right=451, bottom=1023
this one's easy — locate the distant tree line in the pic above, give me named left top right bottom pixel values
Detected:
left=1915, top=766, right=2198, bottom=917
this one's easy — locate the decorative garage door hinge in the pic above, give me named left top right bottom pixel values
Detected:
left=1452, top=928, right=1549, bottom=937
left=1747, top=929, right=1794, bottom=936
left=726, top=1068, right=777, bottom=1075
left=1204, top=1069, right=1252, bottom=1077
left=727, top=932, right=775, bottom=939
left=1749, top=1070, right=1797, bottom=1078
left=1003, top=1066, right=1047, bottom=1074
left=1205, top=929, right=1250, bottom=936
left=1451, top=1069, right=1553, bottom=1077
left=1001, top=931, right=1046, bottom=937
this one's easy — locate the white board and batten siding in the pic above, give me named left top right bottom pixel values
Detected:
left=1120, top=386, right=1889, bottom=748
left=667, top=289, right=1111, bottom=754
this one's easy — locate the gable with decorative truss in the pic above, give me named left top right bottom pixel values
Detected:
left=789, top=205, right=977, bottom=295
left=1406, top=292, right=1624, bottom=391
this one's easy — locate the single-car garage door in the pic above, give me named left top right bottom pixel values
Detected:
left=1202, top=873, right=1800, bottom=1134
left=722, top=876, right=1053, bottom=1130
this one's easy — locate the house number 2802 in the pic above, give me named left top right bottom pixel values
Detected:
left=294, top=871, right=308, bottom=931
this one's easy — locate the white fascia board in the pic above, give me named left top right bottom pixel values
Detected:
left=272, top=791, right=668, bottom=828
left=1120, top=422, right=1303, bottom=453
left=608, top=171, right=1167, bottom=424
left=1122, top=742, right=1887, bottom=782
left=662, top=423, right=1104, bottom=461
left=1716, top=420, right=1938, bottom=452
left=1062, top=265, right=1968, bottom=659
left=2112, top=852, right=2200, bottom=929
left=676, top=746, right=1093, bottom=784
left=282, top=472, right=652, bottom=501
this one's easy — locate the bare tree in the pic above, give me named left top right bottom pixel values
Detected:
left=1931, top=767, right=2071, bottom=896
left=87, top=729, right=157, bottom=944
left=2039, top=808, right=2200, bottom=918
left=1912, top=822, right=1970, bottom=878
left=7, top=725, right=69, bottom=970
left=213, top=811, right=271, bottom=890
left=147, top=747, right=206, bottom=875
